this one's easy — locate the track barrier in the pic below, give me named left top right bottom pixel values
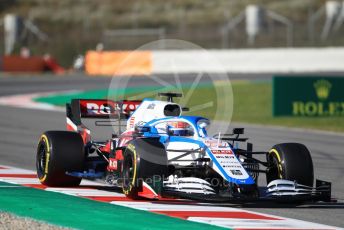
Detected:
left=84, top=48, right=344, bottom=76
left=85, top=51, right=152, bottom=76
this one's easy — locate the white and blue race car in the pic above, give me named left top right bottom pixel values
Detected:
left=36, top=93, right=332, bottom=202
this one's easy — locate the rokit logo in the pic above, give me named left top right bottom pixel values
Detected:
left=79, top=100, right=141, bottom=117
left=122, top=101, right=140, bottom=113
left=86, top=103, right=114, bottom=115
left=79, top=100, right=117, bottom=117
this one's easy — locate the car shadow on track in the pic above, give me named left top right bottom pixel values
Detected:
left=217, top=201, right=344, bottom=209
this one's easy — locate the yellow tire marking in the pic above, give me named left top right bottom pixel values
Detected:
left=123, top=144, right=137, bottom=195
left=39, top=175, right=47, bottom=182
left=39, top=134, right=50, bottom=182
left=127, top=144, right=135, bottom=153
left=269, top=149, right=283, bottom=179
left=132, top=148, right=137, bottom=188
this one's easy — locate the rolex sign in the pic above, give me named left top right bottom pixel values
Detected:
left=273, top=77, right=344, bottom=116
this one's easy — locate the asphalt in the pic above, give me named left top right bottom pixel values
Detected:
left=0, top=73, right=343, bottom=228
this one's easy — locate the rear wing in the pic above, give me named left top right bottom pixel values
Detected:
left=66, top=99, right=141, bottom=142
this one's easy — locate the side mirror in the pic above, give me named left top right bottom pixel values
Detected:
left=233, top=128, right=244, bottom=135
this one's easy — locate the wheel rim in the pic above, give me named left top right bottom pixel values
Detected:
left=267, top=156, right=280, bottom=182
left=37, top=141, right=47, bottom=178
left=123, top=153, right=134, bottom=189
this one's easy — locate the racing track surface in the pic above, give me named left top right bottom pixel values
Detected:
left=0, top=74, right=343, bottom=228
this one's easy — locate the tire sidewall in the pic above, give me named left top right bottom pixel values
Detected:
left=36, top=131, right=84, bottom=186
left=267, top=143, right=314, bottom=187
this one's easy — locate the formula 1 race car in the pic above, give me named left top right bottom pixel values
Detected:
left=36, top=93, right=332, bottom=202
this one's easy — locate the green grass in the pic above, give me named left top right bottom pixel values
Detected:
left=34, top=81, right=344, bottom=133
left=0, top=182, right=225, bottom=230
left=231, top=81, right=344, bottom=132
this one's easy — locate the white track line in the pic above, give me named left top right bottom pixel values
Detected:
left=0, top=178, right=40, bottom=184
left=0, top=91, right=74, bottom=112
left=0, top=167, right=35, bottom=174
left=109, top=201, right=238, bottom=211
left=45, top=188, right=126, bottom=197
left=189, top=217, right=336, bottom=229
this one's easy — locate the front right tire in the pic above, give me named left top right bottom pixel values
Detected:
left=122, top=138, right=168, bottom=199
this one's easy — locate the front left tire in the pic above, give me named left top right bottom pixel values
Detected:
left=266, top=143, right=314, bottom=187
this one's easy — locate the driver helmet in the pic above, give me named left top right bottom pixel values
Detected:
left=167, top=121, right=194, bottom=136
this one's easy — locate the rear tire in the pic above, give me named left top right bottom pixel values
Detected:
left=266, top=143, right=314, bottom=187
left=122, top=138, right=168, bottom=199
left=36, top=131, right=84, bottom=186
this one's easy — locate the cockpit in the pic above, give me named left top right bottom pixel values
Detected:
left=151, top=117, right=210, bottom=138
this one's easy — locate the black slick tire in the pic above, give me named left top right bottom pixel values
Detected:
left=266, top=143, right=314, bottom=187
left=122, top=138, right=168, bottom=199
left=36, top=131, right=84, bottom=186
